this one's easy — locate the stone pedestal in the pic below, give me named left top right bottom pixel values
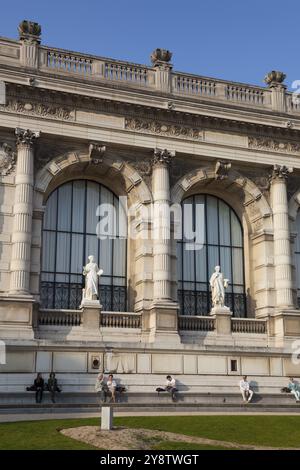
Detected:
left=81, top=299, right=101, bottom=331
left=211, top=306, right=232, bottom=335
left=101, top=405, right=113, bottom=430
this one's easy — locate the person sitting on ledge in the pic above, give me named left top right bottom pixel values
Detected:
left=95, top=373, right=109, bottom=403
left=47, top=372, right=61, bottom=404
left=239, top=375, right=254, bottom=403
left=26, top=373, right=45, bottom=404
left=165, top=375, right=178, bottom=402
left=288, top=378, right=300, bottom=402
left=107, top=374, right=117, bottom=403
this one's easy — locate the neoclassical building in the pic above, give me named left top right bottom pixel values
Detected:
left=0, top=21, right=300, bottom=396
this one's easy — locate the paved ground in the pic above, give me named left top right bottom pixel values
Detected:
left=1, top=410, right=300, bottom=422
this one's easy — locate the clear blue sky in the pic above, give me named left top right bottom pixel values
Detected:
left=0, top=0, right=299, bottom=88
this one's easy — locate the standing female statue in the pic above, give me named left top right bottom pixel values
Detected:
left=81, top=255, right=103, bottom=303
left=209, top=265, right=229, bottom=308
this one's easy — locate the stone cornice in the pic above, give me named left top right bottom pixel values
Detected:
left=1, top=67, right=300, bottom=132
left=2, top=83, right=300, bottom=155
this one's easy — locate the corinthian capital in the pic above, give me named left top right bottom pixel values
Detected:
left=270, top=164, right=293, bottom=182
left=15, top=128, right=40, bottom=147
left=152, top=148, right=175, bottom=167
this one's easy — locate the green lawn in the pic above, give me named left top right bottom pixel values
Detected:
left=0, top=415, right=300, bottom=450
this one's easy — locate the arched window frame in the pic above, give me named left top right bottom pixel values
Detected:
left=177, top=194, right=246, bottom=317
left=40, top=179, right=127, bottom=311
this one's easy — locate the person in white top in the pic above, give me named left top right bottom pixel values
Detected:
left=106, top=374, right=117, bottom=403
left=165, top=375, right=177, bottom=402
left=239, top=375, right=254, bottom=403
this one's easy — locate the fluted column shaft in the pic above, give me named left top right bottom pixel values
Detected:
left=271, top=165, right=294, bottom=309
left=152, top=149, right=174, bottom=302
left=9, top=128, right=39, bottom=295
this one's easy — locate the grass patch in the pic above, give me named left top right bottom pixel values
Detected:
left=0, top=415, right=300, bottom=449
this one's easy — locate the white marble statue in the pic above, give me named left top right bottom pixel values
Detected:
left=209, top=266, right=229, bottom=308
left=81, top=255, right=103, bottom=303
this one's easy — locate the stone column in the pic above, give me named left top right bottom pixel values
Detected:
left=152, top=148, right=174, bottom=302
left=145, top=148, right=180, bottom=344
left=9, top=128, right=40, bottom=296
left=270, top=164, right=294, bottom=309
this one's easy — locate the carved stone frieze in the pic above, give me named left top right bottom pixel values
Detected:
left=249, top=136, right=300, bottom=154
left=0, top=99, right=74, bottom=121
left=125, top=117, right=203, bottom=141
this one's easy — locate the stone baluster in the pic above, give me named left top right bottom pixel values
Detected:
left=152, top=148, right=174, bottom=302
left=270, top=164, right=294, bottom=309
left=9, top=128, right=40, bottom=295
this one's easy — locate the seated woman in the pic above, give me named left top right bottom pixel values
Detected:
left=106, top=374, right=117, bottom=403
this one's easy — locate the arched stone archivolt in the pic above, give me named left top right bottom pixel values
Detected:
left=32, top=150, right=153, bottom=312
left=34, top=150, right=152, bottom=206
left=171, top=165, right=272, bottom=234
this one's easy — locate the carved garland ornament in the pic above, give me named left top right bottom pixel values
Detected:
left=125, top=117, right=203, bottom=141
left=0, top=143, right=16, bottom=176
left=0, top=99, right=74, bottom=121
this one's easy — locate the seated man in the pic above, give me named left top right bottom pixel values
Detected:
left=239, top=375, right=254, bottom=403
left=47, top=372, right=61, bottom=404
left=95, top=373, right=109, bottom=403
left=165, top=375, right=178, bottom=402
left=288, top=378, right=300, bottom=402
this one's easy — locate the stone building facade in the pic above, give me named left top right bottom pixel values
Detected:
left=0, top=21, right=300, bottom=394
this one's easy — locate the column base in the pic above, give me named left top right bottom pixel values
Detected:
left=0, top=295, right=35, bottom=340
left=269, top=309, right=300, bottom=338
left=142, top=300, right=181, bottom=345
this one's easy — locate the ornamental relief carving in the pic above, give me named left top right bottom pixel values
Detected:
left=125, top=117, right=204, bottom=141
left=0, top=143, right=16, bottom=175
left=0, top=99, right=74, bottom=121
left=248, top=136, right=300, bottom=154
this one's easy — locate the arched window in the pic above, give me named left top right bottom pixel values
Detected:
left=177, top=194, right=246, bottom=317
left=41, top=180, right=127, bottom=311
left=294, top=210, right=300, bottom=307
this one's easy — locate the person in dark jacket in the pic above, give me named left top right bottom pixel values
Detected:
left=47, top=372, right=61, bottom=403
left=34, top=373, right=44, bottom=403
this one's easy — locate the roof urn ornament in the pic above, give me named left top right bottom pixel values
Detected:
left=18, top=20, right=41, bottom=44
left=151, top=48, right=173, bottom=67
left=264, top=71, right=286, bottom=87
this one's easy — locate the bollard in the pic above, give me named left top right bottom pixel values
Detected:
left=101, top=405, right=113, bottom=430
